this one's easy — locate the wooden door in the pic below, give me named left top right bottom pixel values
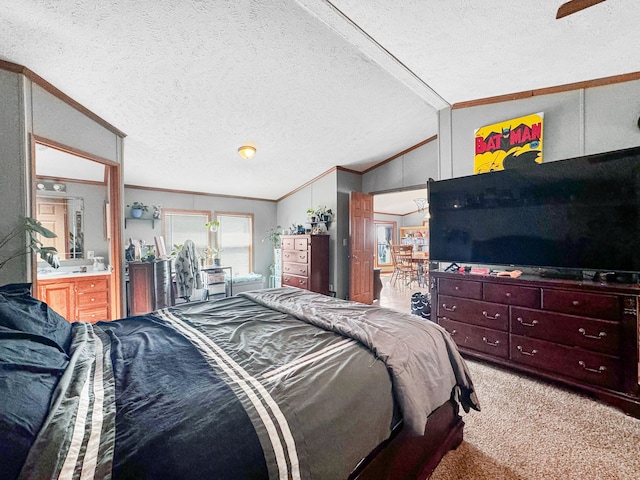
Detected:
left=349, top=191, right=375, bottom=304
left=36, top=197, right=68, bottom=256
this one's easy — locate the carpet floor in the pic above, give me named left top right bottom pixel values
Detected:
left=430, top=360, right=640, bottom=480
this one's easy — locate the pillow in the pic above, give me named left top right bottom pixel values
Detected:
left=0, top=330, right=70, bottom=480
left=0, top=283, right=32, bottom=297
left=0, top=283, right=72, bottom=354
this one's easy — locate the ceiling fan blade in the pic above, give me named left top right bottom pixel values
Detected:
left=556, top=0, right=606, bottom=19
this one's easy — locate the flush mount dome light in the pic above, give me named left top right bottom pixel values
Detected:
left=238, top=145, right=256, bottom=160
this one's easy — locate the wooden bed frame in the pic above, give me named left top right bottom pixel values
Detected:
left=350, top=399, right=464, bottom=479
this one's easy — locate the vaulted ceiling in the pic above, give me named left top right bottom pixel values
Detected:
left=1, top=0, right=638, bottom=204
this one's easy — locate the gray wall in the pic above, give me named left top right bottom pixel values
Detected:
left=0, top=70, right=29, bottom=285
left=276, top=170, right=341, bottom=294
left=363, top=140, right=439, bottom=194
left=124, top=187, right=277, bottom=279
left=0, top=65, right=123, bottom=287
left=440, top=80, right=640, bottom=179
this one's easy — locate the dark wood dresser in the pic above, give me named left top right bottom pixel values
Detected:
left=128, top=259, right=173, bottom=316
left=281, top=234, right=330, bottom=295
left=430, top=270, right=640, bottom=417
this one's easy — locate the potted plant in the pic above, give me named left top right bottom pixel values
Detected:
left=128, top=202, right=148, bottom=218
left=0, top=217, right=60, bottom=271
left=263, top=225, right=282, bottom=249
left=205, top=221, right=220, bottom=232
left=314, top=206, right=333, bottom=222
left=306, top=208, right=317, bottom=223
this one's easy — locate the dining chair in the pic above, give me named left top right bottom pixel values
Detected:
left=390, top=244, right=415, bottom=287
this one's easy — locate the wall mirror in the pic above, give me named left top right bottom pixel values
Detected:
left=35, top=142, right=109, bottom=263
left=35, top=193, right=84, bottom=259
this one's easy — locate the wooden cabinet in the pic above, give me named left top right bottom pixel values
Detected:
left=430, top=271, right=640, bottom=417
left=38, top=274, right=111, bottom=323
left=281, top=235, right=329, bottom=295
left=128, top=260, right=173, bottom=316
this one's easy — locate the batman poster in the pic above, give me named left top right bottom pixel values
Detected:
left=473, top=112, right=544, bottom=174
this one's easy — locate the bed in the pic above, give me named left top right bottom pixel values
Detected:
left=0, top=283, right=479, bottom=480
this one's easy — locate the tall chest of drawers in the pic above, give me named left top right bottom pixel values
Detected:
left=128, top=259, right=173, bottom=315
left=430, top=271, right=640, bottom=417
left=281, top=235, right=330, bottom=295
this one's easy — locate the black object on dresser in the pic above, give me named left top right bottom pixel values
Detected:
left=281, top=235, right=330, bottom=295
left=430, top=270, right=640, bottom=417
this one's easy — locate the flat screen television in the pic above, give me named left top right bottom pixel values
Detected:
left=428, top=146, right=640, bottom=275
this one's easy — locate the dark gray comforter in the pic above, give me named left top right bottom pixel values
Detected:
left=16, top=287, right=478, bottom=480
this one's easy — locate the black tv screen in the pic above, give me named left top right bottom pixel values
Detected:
left=428, top=146, right=640, bottom=273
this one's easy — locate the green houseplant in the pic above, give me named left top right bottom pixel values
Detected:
left=263, top=225, right=282, bottom=249
left=0, top=217, right=60, bottom=271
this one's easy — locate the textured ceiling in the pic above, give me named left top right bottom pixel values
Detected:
left=1, top=0, right=638, bottom=207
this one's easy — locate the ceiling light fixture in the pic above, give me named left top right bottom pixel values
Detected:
left=413, top=198, right=427, bottom=212
left=238, top=145, right=256, bottom=160
left=414, top=197, right=430, bottom=219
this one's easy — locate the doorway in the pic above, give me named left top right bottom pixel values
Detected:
left=373, top=188, right=430, bottom=313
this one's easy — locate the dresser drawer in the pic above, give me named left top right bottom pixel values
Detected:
left=76, top=277, right=109, bottom=294
left=77, top=290, right=109, bottom=307
left=283, top=262, right=308, bottom=276
left=438, top=295, right=508, bottom=330
left=438, top=278, right=482, bottom=300
left=511, top=307, right=621, bottom=355
left=281, top=237, right=296, bottom=250
left=282, top=274, right=308, bottom=289
left=510, top=335, right=621, bottom=390
left=77, top=306, right=110, bottom=323
left=542, top=289, right=620, bottom=320
left=440, top=318, right=509, bottom=359
left=281, top=250, right=309, bottom=263
left=483, top=283, right=540, bottom=308
left=282, top=237, right=310, bottom=250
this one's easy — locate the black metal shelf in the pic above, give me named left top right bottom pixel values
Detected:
left=125, top=217, right=156, bottom=228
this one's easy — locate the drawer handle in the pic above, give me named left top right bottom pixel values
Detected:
left=482, top=311, right=500, bottom=320
left=482, top=337, right=500, bottom=347
left=442, top=303, right=457, bottom=312
left=578, top=328, right=606, bottom=340
left=448, top=329, right=457, bottom=336
left=517, top=317, right=539, bottom=327
left=516, top=345, right=538, bottom=356
left=90, top=283, right=95, bottom=288
left=572, top=300, right=580, bottom=306
left=454, top=286, right=460, bottom=291
left=505, top=292, right=512, bottom=298
left=91, top=298, right=95, bottom=302
left=578, top=360, right=606, bottom=374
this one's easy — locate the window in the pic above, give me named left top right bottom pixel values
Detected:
left=163, top=209, right=211, bottom=255
left=215, top=212, right=254, bottom=275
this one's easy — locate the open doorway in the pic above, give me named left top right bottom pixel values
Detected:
left=373, top=188, right=430, bottom=313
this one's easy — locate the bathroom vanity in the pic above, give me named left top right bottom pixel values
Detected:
left=37, top=269, right=112, bottom=323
